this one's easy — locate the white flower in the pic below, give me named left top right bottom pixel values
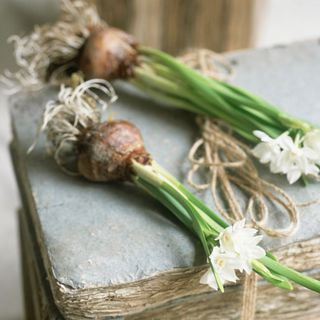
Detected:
left=200, top=221, right=266, bottom=291
left=200, top=247, right=239, bottom=290
left=304, top=130, right=320, bottom=162
left=276, top=137, right=319, bottom=183
left=252, top=131, right=282, bottom=164
left=217, top=220, right=265, bottom=273
left=252, top=130, right=292, bottom=170
left=252, top=130, right=320, bottom=184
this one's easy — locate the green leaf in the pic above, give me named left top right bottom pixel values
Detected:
left=266, top=251, right=278, bottom=262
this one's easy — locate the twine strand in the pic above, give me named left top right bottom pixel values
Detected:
left=241, top=273, right=258, bottom=320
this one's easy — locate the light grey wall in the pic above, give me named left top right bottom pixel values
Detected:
left=0, top=0, right=59, bottom=71
left=256, top=0, right=320, bottom=47
left=0, top=1, right=57, bottom=319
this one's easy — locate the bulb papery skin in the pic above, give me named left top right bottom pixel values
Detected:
left=77, top=120, right=150, bottom=182
left=79, top=26, right=138, bottom=80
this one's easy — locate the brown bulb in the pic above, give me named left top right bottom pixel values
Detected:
left=78, top=120, right=150, bottom=182
left=78, top=26, right=138, bottom=80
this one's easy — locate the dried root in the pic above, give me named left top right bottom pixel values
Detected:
left=1, top=0, right=104, bottom=94
left=31, top=77, right=117, bottom=174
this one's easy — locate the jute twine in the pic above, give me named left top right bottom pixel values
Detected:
left=180, top=49, right=320, bottom=320
left=186, top=117, right=320, bottom=237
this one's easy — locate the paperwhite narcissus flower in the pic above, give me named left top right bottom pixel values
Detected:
left=276, top=138, right=319, bottom=183
left=252, top=130, right=320, bottom=184
left=200, top=220, right=265, bottom=291
left=217, top=219, right=265, bottom=273
left=200, top=247, right=239, bottom=290
left=251, top=130, right=282, bottom=164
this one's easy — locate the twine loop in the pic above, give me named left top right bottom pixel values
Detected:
left=188, top=117, right=300, bottom=238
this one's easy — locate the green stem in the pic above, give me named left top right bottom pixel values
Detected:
left=134, top=66, right=248, bottom=129
left=134, top=65, right=263, bottom=142
left=161, top=181, right=223, bottom=236
left=143, top=58, right=284, bottom=132
left=138, top=46, right=313, bottom=136
left=135, top=52, right=286, bottom=140
left=152, top=162, right=229, bottom=229
left=260, top=256, right=320, bottom=293
left=132, top=161, right=223, bottom=236
left=134, top=177, right=194, bottom=231
left=139, top=47, right=283, bottom=118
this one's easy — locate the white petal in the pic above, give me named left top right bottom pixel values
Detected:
left=233, top=219, right=246, bottom=230
left=252, top=143, right=270, bottom=162
left=306, top=163, right=319, bottom=175
left=253, top=130, right=272, bottom=142
left=242, top=261, right=253, bottom=274
left=277, top=134, right=294, bottom=150
left=221, top=267, right=238, bottom=283
left=304, top=130, right=320, bottom=153
left=303, top=147, right=319, bottom=161
left=217, top=230, right=235, bottom=253
left=260, top=151, right=273, bottom=164
left=287, top=169, right=302, bottom=184
left=270, top=158, right=282, bottom=173
left=216, top=226, right=232, bottom=241
left=239, top=227, right=257, bottom=237
left=299, top=156, right=309, bottom=173
left=249, top=246, right=266, bottom=260
left=252, top=235, right=263, bottom=245
left=209, top=246, right=223, bottom=261
left=200, top=269, right=218, bottom=290
left=277, top=151, right=293, bottom=174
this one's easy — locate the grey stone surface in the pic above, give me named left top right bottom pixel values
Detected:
left=10, top=40, right=320, bottom=292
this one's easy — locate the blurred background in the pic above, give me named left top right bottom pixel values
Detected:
left=1, top=0, right=320, bottom=319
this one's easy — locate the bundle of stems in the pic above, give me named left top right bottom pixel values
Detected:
left=131, top=47, right=313, bottom=143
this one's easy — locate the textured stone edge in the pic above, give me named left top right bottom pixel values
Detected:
left=20, top=198, right=320, bottom=320
left=52, top=237, right=320, bottom=319
left=19, top=208, right=63, bottom=320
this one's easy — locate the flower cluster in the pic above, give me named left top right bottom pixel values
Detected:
left=200, top=220, right=265, bottom=290
left=252, top=130, right=320, bottom=184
